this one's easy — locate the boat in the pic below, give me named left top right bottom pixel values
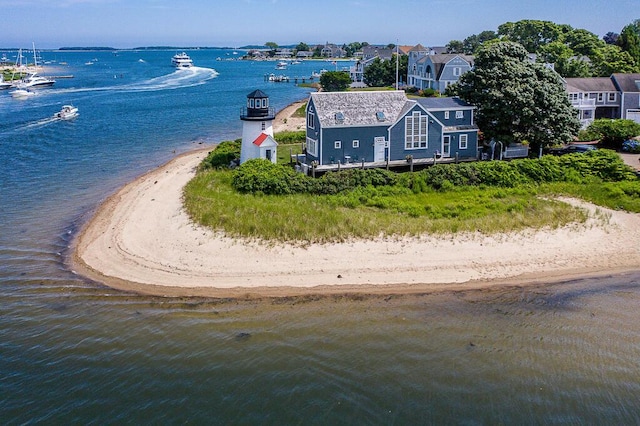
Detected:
left=171, top=52, right=193, bottom=68
left=0, top=75, right=12, bottom=90
left=10, top=89, right=36, bottom=99
left=15, top=43, right=55, bottom=89
left=54, top=105, right=79, bottom=120
left=16, top=72, right=55, bottom=88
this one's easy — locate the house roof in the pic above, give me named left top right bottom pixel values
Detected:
left=612, top=73, right=640, bottom=92
left=416, top=97, right=474, bottom=110
left=409, top=44, right=427, bottom=52
left=397, top=45, right=414, bottom=55
left=564, top=77, right=617, bottom=92
left=418, top=54, right=474, bottom=79
left=253, top=132, right=277, bottom=147
left=309, top=91, right=410, bottom=128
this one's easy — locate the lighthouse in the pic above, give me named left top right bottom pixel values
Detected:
left=240, top=89, right=278, bottom=164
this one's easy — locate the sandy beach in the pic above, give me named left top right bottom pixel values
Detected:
left=71, top=105, right=640, bottom=298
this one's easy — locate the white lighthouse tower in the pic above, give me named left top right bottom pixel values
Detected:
left=240, top=89, right=278, bottom=164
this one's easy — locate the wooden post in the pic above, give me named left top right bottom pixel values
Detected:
left=289, top=147, right=293, bottom=164
left=361, top=158, right=365, bottom=169
left=410, top=157, right=414, bottom=173
left=386, top=157, right=389, bottom=170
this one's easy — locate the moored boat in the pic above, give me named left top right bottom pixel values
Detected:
left=0, top=75, right=12, bottom=90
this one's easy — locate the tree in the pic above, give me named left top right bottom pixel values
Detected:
left=603, top=32, right=619, bottom=45
left=590, top=44, right=638, bottom=76
left=617, top=24, right=640, bottom=66
left=295, top=42, right=309, bottom=52
left=454, top=42, right=580, bottom=151
left=446, top=40, right=464, bottom=53
left=265, top=41, right=278, bottom=57
left=498, top=20, right=571, bottom=53
left=362, top=55, right=408, bottom=87
left=563, top=28, right=605, bottom=57
left=319, top=71, right=352, bottom=92
left=462, top=30, right=498, bottom=54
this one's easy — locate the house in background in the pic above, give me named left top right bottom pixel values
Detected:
left=407, top=50, right=474, bottom=92
left=303, top=91, right=478, bottom=168
left=564, top=77, right=620, bottom=128
left=350, top=45, right=399, bottom=86
left=612, top=73, right=640, bottom=124
left=564, top=73, right=640, bottom=127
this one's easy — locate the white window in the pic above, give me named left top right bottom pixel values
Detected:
left=352, top=140, right=359, bottom=148
left=460, top=134, right=468, bottom=149
left=444, top=111, right=450, bottom=119
left=455, top=110, right=464, bottom=119
left=569, top=93, right=579, bottom=101
left=306, top=137, right=317, bottom=157
left=608, top=92, right=617, bottom=102
left=249, top=99, right=254, bottom=108
left=405, top=111, right=428, bottom=149
left=597, top=93, right=604, bottom=102
left=453, top=67, right=461, bottom=76
left=261, top=122, right=266, bottom=131
left=443, top=135, right=450, bottom=156
left=334, top=140, right=342, bottom=149
left=307, top=112, right=314, bottom=129
left=262, top=98, right=267, bottom=108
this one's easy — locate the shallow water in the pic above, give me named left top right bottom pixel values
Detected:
left=1, top=50, right=640, bottom=424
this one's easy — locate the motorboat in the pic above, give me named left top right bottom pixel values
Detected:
left=171, top=52, right=193, bottom=68
left=10, top=89, right=36, bottom=99
left=0, top=75, right=12, bottom=90
left=15, top=72, right=55, bottom=89
left=54, top=105, right=79, bottom=120
left=275, top=61, right=288, bottom=70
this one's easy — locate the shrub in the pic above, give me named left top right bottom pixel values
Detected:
left=201, top=139, right=241, bottom=169
left=232, top=159, right=297, bottom=195
left=275, top=130, right=306, bottom=144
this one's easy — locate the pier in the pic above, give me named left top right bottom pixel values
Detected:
left=264, top=73, right=317, bottom=84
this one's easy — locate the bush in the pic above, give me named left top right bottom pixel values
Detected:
left=201, top=139, right=241, bottom=169
left=275, top=130, right=306, bottom=144
left=232, top=159, right=297, bottom=195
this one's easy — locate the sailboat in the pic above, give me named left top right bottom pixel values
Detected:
left=16, top=43, right=55, bottom=89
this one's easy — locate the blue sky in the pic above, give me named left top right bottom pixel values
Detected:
left=3, top=0, right=638, bottom=48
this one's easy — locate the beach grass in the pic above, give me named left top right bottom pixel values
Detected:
left=183, top=170, right=592, bottom=244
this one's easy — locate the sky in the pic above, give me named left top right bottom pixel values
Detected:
left=2, top=0, right=638, bottom=49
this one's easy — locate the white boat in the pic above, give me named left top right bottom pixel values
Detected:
left=171, top=52, right=193, bottom=68
left=54, top=105, right=78, bottom=120
left=275, top=61, right=288, bottom=70
left=10, top=89, right=36, bottom=99
left=0, top=75, right=12, bottom=90
left=16, top=72, right=55, bottom=89
left=16, top=43, right=55, bottom=88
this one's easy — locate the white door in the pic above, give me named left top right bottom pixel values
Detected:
left=374, top=137, right=386, bottom=162
left=443, top=135, right=451, bottom=157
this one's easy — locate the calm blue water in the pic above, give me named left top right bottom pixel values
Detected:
left=1, top=50, right=640, bottom=424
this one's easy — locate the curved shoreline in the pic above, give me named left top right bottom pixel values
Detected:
left=70, top=145, right=640, bottom=298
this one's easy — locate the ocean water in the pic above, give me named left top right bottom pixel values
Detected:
left=1, top=49, right=640, bottom=424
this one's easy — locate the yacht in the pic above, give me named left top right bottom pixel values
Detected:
left=171, top=52, right=193, bottom=68
left=10, top=89, right=36, bottom=99
left=16, top=72, right=55, bottom=89
left=54, top=105, right=79, bottom=120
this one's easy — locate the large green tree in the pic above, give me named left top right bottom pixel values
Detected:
left=590, top=44, right=638, bottom=76
left=319, top=71, right=352, bottom=92
left=617, top=23, right=640, bottom=66
left=454, top=42, right=580, bottom=151
left=363, top=55, right=408, bottom=87
left=498, top=20, right=571, bottom=52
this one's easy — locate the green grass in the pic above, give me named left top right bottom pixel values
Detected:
left=183, top=171, right=604, bottom=244
left=276, top=143, right=304, bottom=165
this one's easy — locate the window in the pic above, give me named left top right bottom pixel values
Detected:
left=608, top=92, right=617, bottom=102
left=262, top=98, right=267, bottom=108
left=335, top=112, right=345, bottom=124
left=460, top=134, right=468, bottom=149
left=443, top=135, right=450, bottom=156
left=444, top=111, right=450, bottom=120
left=352, top=140, right=359, bottom=148
left=597, top=93, right=604, bottom=102
left=455, top=110, right=464, bottom=119
left=306, top=137, right=317, bottom=157
left=405, top=111, right=428, bottom=149
left=376, top=111, right=386, bottom=121
left=249, top=99, right=254, bottom=108
left=261, top=122, right=266, bottom=131
left=569, top=93, right=579, bottom=101
left=307, top=112, right=314, bottom=129
left=334, top=140, right=342, bottom=149
left=453, top=67, right=461, bottom=77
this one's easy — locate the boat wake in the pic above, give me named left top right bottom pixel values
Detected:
left=52, top=67, right=219, bottom=96
left=3, top=116, right=61, bottom=135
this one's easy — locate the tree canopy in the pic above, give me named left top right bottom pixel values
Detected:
left=319, top=71, right=352, bottom=92
left=454, top=42, right=580, bottom=150
left=363, top=55, right=408, bottom=87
